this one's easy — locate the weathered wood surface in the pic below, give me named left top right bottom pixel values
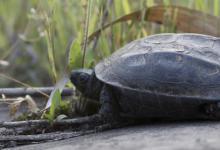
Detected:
left=7, top=121, right=220, bottom=150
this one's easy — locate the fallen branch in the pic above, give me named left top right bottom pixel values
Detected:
left=0, top=116, right=99, bottom=128
left=0, top=130, right=93, bottom=142
left=0, top=119, right=49, bottom=128
left=0, top=87, right=74, bottom=97
left=0, top=116, right=104, bottom=148
left=0, top=130, right=94, bottom=148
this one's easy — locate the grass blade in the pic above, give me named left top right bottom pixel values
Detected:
left=214, top=0, right=219, bottom=16
left=81, top=0, right=92, bottom=68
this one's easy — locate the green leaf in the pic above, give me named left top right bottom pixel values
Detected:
left=45, top=74, right=69, bottom=110
left=45, top=89, right=62, bottom=122
left=68, top=40, right=82, bottom=70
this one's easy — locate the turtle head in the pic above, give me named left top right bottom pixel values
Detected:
left=70, top=68, right=103, bottom=100
left=70, top=69, right=93, bottom=94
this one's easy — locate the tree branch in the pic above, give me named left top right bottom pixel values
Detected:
left=0, top=130, right=94, bottom=148
left=0, top=115, right=100, bottom=128
left=0, top=130, right=93, bottom=142
left=0, top=87, right=74, bottom=97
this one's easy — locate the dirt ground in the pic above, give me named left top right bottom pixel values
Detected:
left=4, top=121, right=220, bottom=150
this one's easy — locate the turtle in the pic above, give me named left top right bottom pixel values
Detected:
left=70, top=33, right=220, bottom=128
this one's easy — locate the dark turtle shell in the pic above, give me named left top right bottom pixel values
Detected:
left=95, top=33, right=220, bottom=100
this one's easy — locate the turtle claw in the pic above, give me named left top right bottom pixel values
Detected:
left=203, top=102, right=220, bottom=119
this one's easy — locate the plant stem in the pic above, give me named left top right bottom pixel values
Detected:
left=81, top=0, right=92, bottom=68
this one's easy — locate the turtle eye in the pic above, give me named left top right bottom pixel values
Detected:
left=79, top=74, right=89, bottom=84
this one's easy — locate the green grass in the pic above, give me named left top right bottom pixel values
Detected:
left=0, top=0, right=219, bottom=87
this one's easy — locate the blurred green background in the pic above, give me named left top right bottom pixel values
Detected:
left=0, top=0, right=219, bottom=87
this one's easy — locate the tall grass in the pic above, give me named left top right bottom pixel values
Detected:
left=0, top=0, right=219, bottom=87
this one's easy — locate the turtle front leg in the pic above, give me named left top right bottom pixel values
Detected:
left=72, top=85, right=126, bottom=130
left=98, top=86, right=141, bottom=128
left=99, top=85, right=121, bottom=123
